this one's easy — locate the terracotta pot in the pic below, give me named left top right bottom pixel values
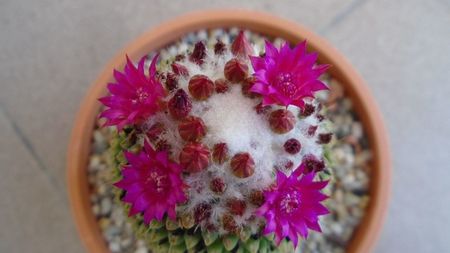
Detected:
left=67, top=10, right=391, bottom=253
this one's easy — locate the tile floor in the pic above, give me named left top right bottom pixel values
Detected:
left=1, top=0, right=449, bottom=252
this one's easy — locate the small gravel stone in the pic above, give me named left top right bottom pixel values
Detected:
left=109, top=241, right=121, bottom=252
left=111, top=208, right=125, bottom=227
left=92, top=204, right=100, bottom=216
left=134, top=247, right=148, bottom=253
left=93, top=130, right=108, bottom=153
left=121, top=238, right=132, bottom=248
left=104, top=226, right=120, bottom=241
left=100, top=198, right=112, bottom=215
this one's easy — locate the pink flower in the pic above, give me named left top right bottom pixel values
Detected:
left=255, top=165, right=329, bottom=247
left=114, top=141, right=187, bottom=223
left=99, top=55, right=165, bottom=130
left=250, top=41, right=329, bottom=108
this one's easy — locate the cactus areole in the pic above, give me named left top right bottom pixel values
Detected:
left=99, top=30, right=333, bottom=251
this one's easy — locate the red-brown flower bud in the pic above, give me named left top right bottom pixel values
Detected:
left=284, top=138, right=302, bottom=154
left=194, top=203, right=212, bottom=223
left=146, top=122, right=165, bottom=142
left=178, top=116, right=207, bottom=142
left=212, top=142, right=229, bottom=164
left=269, top=109, right=295, bottom=134
left=171, top=62, right=189, bottom=77
left=165, top=72, right=178, bottom=91
left=300, top=103, right=315, bottom=117
left=230, top=152, right=255, bottom=178
left=307, top=125, right=318, bottom=137
left=214, top=40, right=226, bottom=55
left=249, top=190, right=265, bottom=207
left=254, top=102, right=271, bottom=114
left=231, top=31, right=254, bottom=58
left=179, top=143, right=210, bottom=173
left=224, top=58, right=248, bottom=83
left=302, top=154, right=325, bottom=173
left=316, top=114, right=325, bottom=122
left=189, top=41, right=206, bottom=65
left=168, top=89, right=192, bottom=120
left=284, top=160, right=294, bottom=170
left=210, top=177, right=226, bottom=194
left=188, top=74, right=214, bottom=100
left=174, top=54, right=185, bottom=62
left=214, top=78, right=230, bottom=94
left=317, top=133, right=333, bottom=144
left=226, top=198, right=247, bottom=216
left=242, top=76, right=259, bottom=98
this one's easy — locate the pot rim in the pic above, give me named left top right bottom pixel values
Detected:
left=67, top=9, right=391, bottom=253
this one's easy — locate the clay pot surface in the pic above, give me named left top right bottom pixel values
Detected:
left=67, top=10, right=391, bottom=253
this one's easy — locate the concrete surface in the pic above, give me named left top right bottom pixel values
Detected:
left=1, top=0, right=449, bottom=252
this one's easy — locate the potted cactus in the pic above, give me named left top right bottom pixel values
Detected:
left=67, top=10, right=391, bottom=253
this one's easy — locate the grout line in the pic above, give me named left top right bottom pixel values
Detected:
left=0, top=104, right=67, bottom=202
left=318, top=0, right=370, bottom=35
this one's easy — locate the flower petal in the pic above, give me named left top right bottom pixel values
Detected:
left=250, top=41, right=328, bottom=108
left=250, top=56, right=266, bottom=70
left=264, top=40, right=279, bottom=58
left=98, top=55, right=165, bottom=130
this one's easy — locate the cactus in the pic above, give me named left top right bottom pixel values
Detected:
left=102, top=30, right=333, bottom=252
